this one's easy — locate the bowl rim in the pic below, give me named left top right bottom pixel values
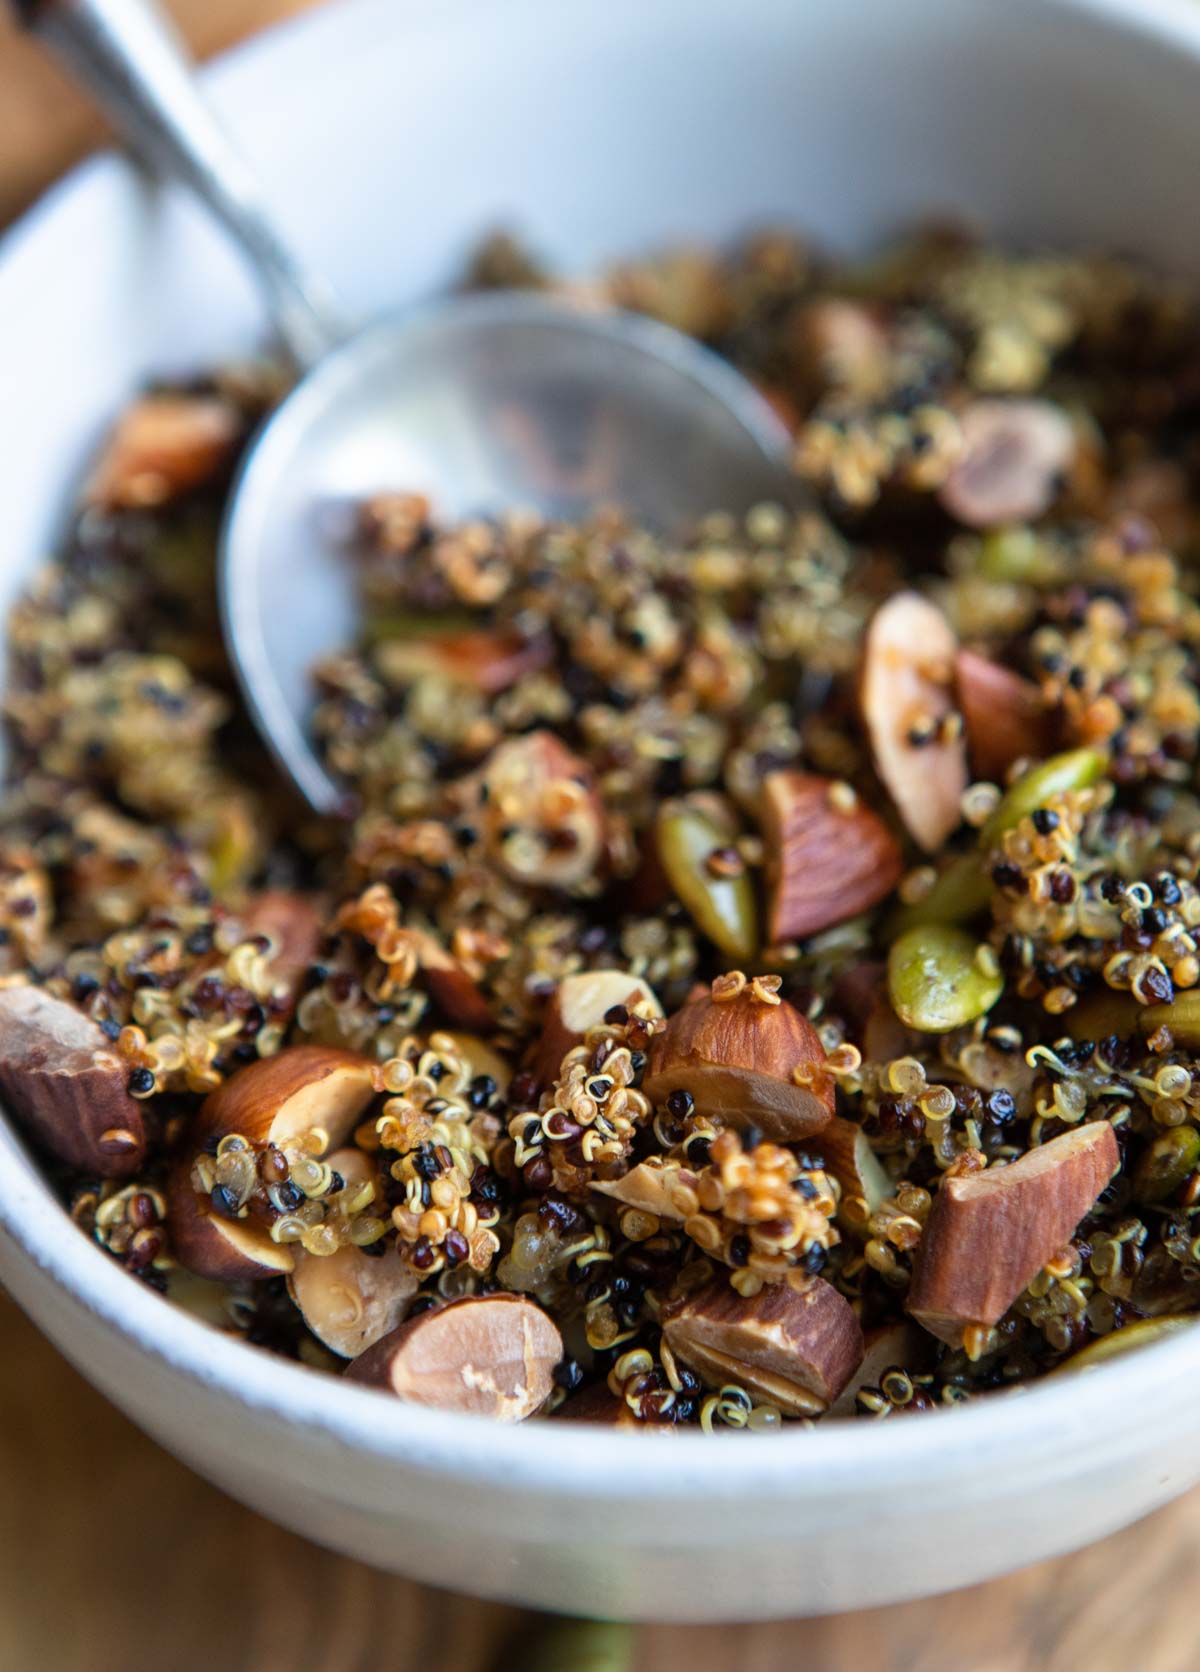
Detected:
left=3, top=0, right=1200, bottom=1509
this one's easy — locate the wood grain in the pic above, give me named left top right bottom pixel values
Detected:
left=0, top=1288, right=1194, bottom=1672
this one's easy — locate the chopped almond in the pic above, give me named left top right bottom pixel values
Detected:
left=644, top=984, right=832, bottom=1143
left=408, top=930, right=496, bottom=1032
left=238, top=888, right=322, bottom=1014
left=85, top=393, right=241, bottom=508
left=345, top=1293, right=561, bottom=1419
left=938, top=397, right=1076, bottom=528
left=907, top=1121, right=1119, bottom=1345
left=590, top=1156, right=697, bottom=1223
left=166, top=1156, right=296, bottom=1283
left=860, top=592, right=967, bottom=853
left=955, top=650, right=1056, bottom=782
left=197, top=1044, right=377, bottom=1150
left=376, top=628, right=552, bottom=696
left=663, top=1275, right=864, bottom=1414
left=0, top=986, right=146, bottom=1176
left=829, top=1321, right=924, bottom=1417
left=459, top=731, right=606, bottom=893
left=760, top=771, right=903, bottom=942
left=530, top=968, right=662, bottom=1088
left=814, top=1115, right=894, bottom=1216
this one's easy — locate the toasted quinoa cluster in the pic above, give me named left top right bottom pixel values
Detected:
left=7, top=224, right=1200, bottom=1425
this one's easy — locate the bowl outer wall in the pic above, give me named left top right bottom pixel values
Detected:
left=3, top=0, right=1200, bottom=1620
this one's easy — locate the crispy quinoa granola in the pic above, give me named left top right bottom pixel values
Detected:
left=7, top=222, right=1200, bottom=1425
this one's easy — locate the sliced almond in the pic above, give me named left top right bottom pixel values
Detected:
left=377, top=628, right=552, bottom=695
left=166, top=1155, right=296, bottom=1282
left=345, top=1293, right=562, bottom=1420
left=198, top=1044, right=378, bottom=1150
left=860, top=592, right=967, bottom=853
left=907, top=1121, right=1119, bottom=1345
left=663, top=1276, right=864, bottom=1414
left=459, top=731, right=606, bottom=892
left=644, top=986, right=832, bottom=1144
left=829, top=1321, right=923, bottom=1417
left=85, top=393, right=242, bottom=509
left=530, top=969, right=662, bottom=1088
left=0, top=985, right=146, bottom=1176
left=955, top=650, right=1056, bottom=783
left=760, top=771, right=903, bottom=942
left=813, top=1115, right=894, bottom=1216
left=290, top=1243, right=417, bottom=1359
left=938, top=397, right=1076, bottom=528
left=590, top=1156, right=697, bottom=1223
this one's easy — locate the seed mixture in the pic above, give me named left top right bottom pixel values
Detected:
left=5, top=222, right=1200, bottom=1428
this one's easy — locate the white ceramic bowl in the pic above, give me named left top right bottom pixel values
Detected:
left=3, top=0, right=1200, bottom=1623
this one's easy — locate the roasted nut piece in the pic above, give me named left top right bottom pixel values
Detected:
left=907, top=1121, right=1120, bottom=1345
left=813, top=1115, right=894, bottom=1216
left=376, top=628, right=552, bottom=695
left=461, top=731, right=606, bottom=892
left=197, top=1044, right=377, bottom=1149
left=288, top=1148, right=416, bottom=1357
left=408, top=930, right=496, bottom=1032
left=239, top=889, right=323, bottom=999
left=85, top=392, right=241, bottom=508
left=590, top=1156, right=696, bottom=1222
left=954, top=650, right=1055, bottom=783
left=345, top=1293, right=562, bottom=1420
left=0, top=986, right=146, bottom=1176
left=663, top=1276, right=864, bottom=1414
left=829, top=1321, right=924, bottom=1417
left=531, top=968, right=662, bottom=1089
left=760, top=771, right=903, bottom=942
left=831, top=961, right=909, bottom=1064
left=644, top=984, right=833, bottom=1143
left=938, top=397, right=1076, bottom=528
left=860, top=592, right=967, bottom=853
left=169, top=1046, right=378, bottom=1282
left=556, top=1384, right=670, bottom=1428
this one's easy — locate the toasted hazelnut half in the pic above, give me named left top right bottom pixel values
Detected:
left=0, top=985, right=146, bottom=1176
left=85, top=393, right=241, bottom=509
left=860, top=592, right=967, bottom=853
left=531, top=969, right=662, bottom=1088
left=663, top=1276, right=864, bottom=1414
left=461, top=731, right=606, bottom=892
left=829, top=1321, right=923, bottom=1417
left=376, top=628, right=552, bottom=695
left=907, top=1121, right=1119, bottom=1345
left=760, top=771, right=903, bottom=942
left=814, top=1115, right=894, bottom=1217
left=345, top=1293, right=562, bottom=1420
left=166, top=1155, right=296, bottom=1282
left=955, top=650, right=1055, bottom=783
left=197, top=1043, right=377, bottom=1150
left=644, top=987, right=832, bottom=1143
left=938, top=397, right=1076, bottom=529
left=238, top=889, right=323, bottom=1001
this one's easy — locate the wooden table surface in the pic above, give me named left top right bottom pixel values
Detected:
left=1, top=4, right=1198, bottom=1668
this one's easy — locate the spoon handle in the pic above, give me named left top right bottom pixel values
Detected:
left=15, top=0, right=343, bottom=368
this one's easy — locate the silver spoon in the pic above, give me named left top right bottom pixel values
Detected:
left=21, top=0, right=794, bottom=814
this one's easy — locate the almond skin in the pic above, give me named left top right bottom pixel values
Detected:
left=197, top=1044, right=378, bottom=1150
left=860, top=592, right=967, bottom=853
left=408, top=930, right=496, bottom=1033
left=643, top=986, right=833, bottom=1143
left=166, top=1155, right=296, bottom=1283
left=760, top=770, right=903, bottom=942
left=344, top=1293, right=562, bottom=1420
left=955, top=650, right=1056, bottom=782
left=907, top=1121, right=1119, bottom=1345
left=663, top=1276, right=864, bottom=1414
left=813, top=1115, right=894, bottom=1216
left=239, top=889, right=323, bottom=999
left=0, top=986, right=146, bottom=1176
left=376, top=628, right=552, bottom=695
left=530, top=969, right=662, bottom=1089
left=829, top=1321, right=924, bottom=1417
left=831, top=961, right=910, bottom=1064
left=938, top=397, right=1076, bottom=529
left=85, top=393, right=241, bottom=509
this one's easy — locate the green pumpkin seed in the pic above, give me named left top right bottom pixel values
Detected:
left=656, top=802, right=758, bottom=962
left=1132, top=1126, right=1200, bottom=1203
left=978, top=747, right=1108, bottom=850
left=1138, top=991, right=1200, bottom=1048
left=888, top=925, right=1004, bottom=1033
left=887, top=852, right=992, bottom=938
left=1052, top=1314, right=1197, bottom=1375
left=976, top=525, right=1062, bottom=586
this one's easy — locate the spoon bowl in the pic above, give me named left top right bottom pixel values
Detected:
left=221, top=289, right=792, bottom=813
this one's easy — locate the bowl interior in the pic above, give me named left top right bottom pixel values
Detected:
left=3, top=0, right=1200, bottom=1515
